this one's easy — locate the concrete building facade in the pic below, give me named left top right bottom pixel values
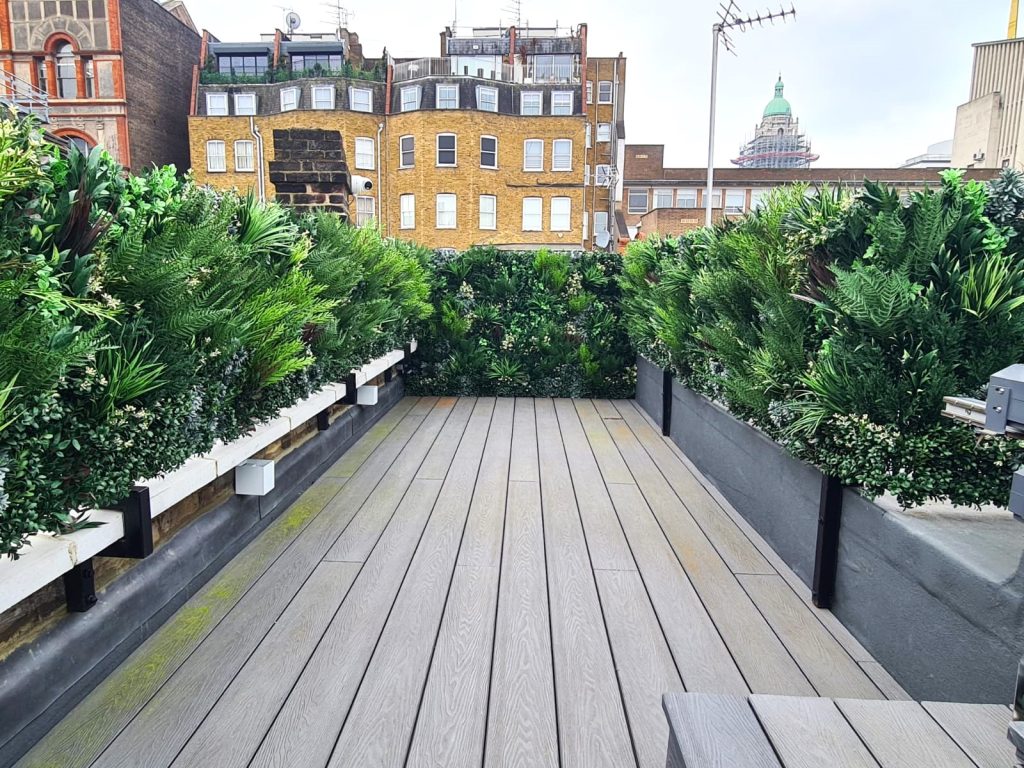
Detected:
left=0, top=0, right=200, bottom=170
left=952, top=37, right=1024, bottom=170
left=188, top=24, right=627, bottom=251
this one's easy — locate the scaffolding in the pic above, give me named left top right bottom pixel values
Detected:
left=732, top=78, right=818, bottom=169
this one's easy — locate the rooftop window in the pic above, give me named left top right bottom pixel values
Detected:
left=290, top=53, right=343, bottom=75
left=217, top=54, right=268, bottom=78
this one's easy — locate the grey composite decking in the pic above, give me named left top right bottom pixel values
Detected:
left=19, top=397, right=902, bottom=768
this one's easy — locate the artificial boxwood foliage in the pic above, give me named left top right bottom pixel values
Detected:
left=406, top=248, right=635, bottom=398
left=0, top=117, right=431, bottom=558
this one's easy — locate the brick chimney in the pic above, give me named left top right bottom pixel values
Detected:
left=268, top=129, right=351, bottom=218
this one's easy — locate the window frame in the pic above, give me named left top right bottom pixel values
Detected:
left=436, top=133, right=457, bottom=167
left=597, top=122, right=611, bottom=142
left=653, top=189, right=674, bottom=210
left=206, top=140, right=226, bottom=173
left=436, top=83, right=459, bottom=109
left=479, top=194, right=497, bottom=230
left=725, top=189, right=746, bottom=214
left=595, top=164, right=611, bottom=186
left=522, top=196, right=543, bottom=232
left=520, top=91, right=543, bottom=116
left=585, top=123, right=591, bottom=148
left=523, top=138, right=544, bottom=172
left=628, top=188, right=649, bottom=214
left=586, top=81, right=593, bottom=104
left=233, top=139, right=255, bottom=172
left=550, top=196, right=571, bottom=232
left=354, top=136, right=375, bottom=170
left=480, top=135, right=498, bottom=169
left=400, top=85, right=421, bottom=112
left=280, top=86, right=300, bottom=112
left=349, top=86, right=373, bottom=112
left=598, top=80, right=613, bottom=104
left=206, top=92, right=228, bottom=116
left=399, top=135, right=415, bottom=168
left=476, top=85, right=498, bottom=113
left=677, top=188, right=698, bottom=209
left=311, top=85, right=335, bottom=110
left=400, top=193, right=416, bottom=229
left=234, top=92, right=257, bottom=116
left=552, top=139, right=572, bottom=171
left=551, top=91, right=573, bottom=115
left=355, top=195, right=376, bottom=226
left=436, top=193, right=457, bottom=229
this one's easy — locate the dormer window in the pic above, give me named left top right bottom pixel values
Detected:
left=217, top=54, right=268, bottom=78
left=290, top=52, right=343, bottom=75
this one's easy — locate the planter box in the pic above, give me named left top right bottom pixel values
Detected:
left=636, top=355, right=1024, bottom=704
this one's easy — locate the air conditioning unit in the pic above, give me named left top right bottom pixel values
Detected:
left=973, top=150, right=986, bottom=162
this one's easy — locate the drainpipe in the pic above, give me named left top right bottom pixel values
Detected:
left=376, top=121, right=384, bottom=233
left=250, top=116, right=266, bottom=203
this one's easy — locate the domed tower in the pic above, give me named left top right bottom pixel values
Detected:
left=732, top=76, right=819, bottom=169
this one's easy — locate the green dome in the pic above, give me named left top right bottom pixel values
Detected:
left=763, top=76, right=791, bottom=118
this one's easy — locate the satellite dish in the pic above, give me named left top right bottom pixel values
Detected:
left=285, top=11, right=301, bottom=31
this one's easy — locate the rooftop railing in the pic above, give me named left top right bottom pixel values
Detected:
left=199, top=66, right=383, bottom=85
left=0, top=70, right=49, bottom=123
left=393, top=57, right=578, bottom=85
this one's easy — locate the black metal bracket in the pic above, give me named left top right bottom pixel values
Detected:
left=63, top=559, right=97, bottom=613
left=812, top=475, right=844, bottom=609
left=662, top=369, right=673, bottom=437
left=101, top=486, right=153, bottom=560
left=1014, top=656, right=1023, bottom=720
left=384, top=366, right=394, bottom=383
left=316, top=408, right=331, bottom=431
left=341, top=372, right=358, bottom=405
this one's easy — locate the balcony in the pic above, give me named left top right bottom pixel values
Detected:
left=0, top=70, right=49, bottom=123
left=393, top=56, right=578, bottom=85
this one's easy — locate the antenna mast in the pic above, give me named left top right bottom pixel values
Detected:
left=502, top=0, right=522, bottom=27
left=704, top=2, right=796, bottom=227
left=322, top=1, right=355, bottom=29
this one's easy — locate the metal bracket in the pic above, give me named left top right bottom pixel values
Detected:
left=63, top=559, right=97, bottom=613
left=316, top=408, right=331, bottom=431
left=662, top=369, right=673, bottom=437
left=812, top=475, right=844, bottom=609
left=987, top=383, right=1011, bottom=433
left=1015, top=656, right=1023, bottom=721
left=101, top=486, right=153, bottom=560
left=341, top=372, right=358, bottom=405
left=384, top=366, right=394, bottom=383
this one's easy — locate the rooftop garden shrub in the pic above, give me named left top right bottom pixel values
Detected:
left=621, top=171, right=1024, bottom=508
left=406, top=247, right=634, bottom=398
left=0, top=117, right=431, bottom=558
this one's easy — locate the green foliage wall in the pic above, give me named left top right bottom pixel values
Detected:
left=406, top=247, right=635, bottom=398
left=621, top=174, right=1024, bottom=508
left=0, top=116, right=431, bottom=558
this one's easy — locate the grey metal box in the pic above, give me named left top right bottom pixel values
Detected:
left=1011, top=471, right=1024, bottom=521
left=986, top=365, right=1024, bottom=433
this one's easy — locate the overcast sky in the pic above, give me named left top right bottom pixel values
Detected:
left=189, top=0, right=1013, bottom=168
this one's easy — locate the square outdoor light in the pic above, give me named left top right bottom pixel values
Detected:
left=235, top=459, right=275, bottom=496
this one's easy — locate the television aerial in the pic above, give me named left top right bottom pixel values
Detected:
left=285, top=10, right=302, bottom=31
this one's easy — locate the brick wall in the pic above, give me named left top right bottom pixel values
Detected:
left=269, top=128, right=351, bottom=216
left=119, top=0, right=201, bottom=172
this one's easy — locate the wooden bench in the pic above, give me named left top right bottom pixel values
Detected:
left=663, top=692, right=1016, bottom=768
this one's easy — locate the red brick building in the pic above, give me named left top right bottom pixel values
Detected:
left=0, top=0, right=201, bottom=171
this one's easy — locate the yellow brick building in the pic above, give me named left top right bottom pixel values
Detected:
left=188, top=24, right=627, bottom=251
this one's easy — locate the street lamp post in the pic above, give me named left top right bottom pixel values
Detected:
left=705, top=3, right=797, bottom=228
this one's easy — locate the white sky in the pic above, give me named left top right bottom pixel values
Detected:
left=189, top=0, right=1014, bottom=168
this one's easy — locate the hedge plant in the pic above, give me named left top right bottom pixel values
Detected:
left=406, top=247, right=635, bottom=397
left=621, top=173, right=1024, bottom=508
left=0, top=117, right=431, bottom=558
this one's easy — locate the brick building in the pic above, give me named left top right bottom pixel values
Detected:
left=622, top=144, right=1000, bottom=239
left=188, top=24, right=628, bottom=251
left=0, top=0, right=201, bottom=170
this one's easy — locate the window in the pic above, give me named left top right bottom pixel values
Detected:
left=67, top=135, right=91, bottom=154
left=522, top=197, right=542, bottom=231
left=217, top=53, right=268, bottom=77
left=400, top=135, right=415, bottom=168
left=356, top=196, right=375, bottom=226
left=586, top=81, right=593, bottom=104
left=234, top=140, right=254, bottom=172
left=594, top=211, right=609, bottom=236
left=55, top=43, right=76, bottom=98
left=400, top=194, right=416, bottom=229
left=597, top=123, right=611, bottom=142
left=725, top=190, right=746, bottom=214
left=34, top=57, right=47, bottom=94
left=654, top=189, right=674, bottom=209
left=479, top=195, right=496, bottom=230
left=280, top=87, right=299, bottom=111
left=551, top=91, right=573, bottom=115
left=312, top=85, right=335, bottom=109
left=436, top=134, right=457, bottom=166
left=598, top=80, right=613, bottom=104
left=677, top=188, right=698, bottom=208
left=234, top=93, right=256, bottom=116
left=750, top=188, right=771, bottom=210
left=521, top=91, right=542, bottom=116
left=480, top=136, right=497, bottom=169
left=595, top=164, right=611, bottom=186
left=83, top=57, right=94, bottom=98
left=436, top=194, right=457, bottom=229
left=628, top=189, right=649, bottom=214
left=291, top=52, right=343, bottom=74
left=550, top=197, right=571, bottom=231
left=523, top=139, right=543, bottom=171
left=477, top=86, right=498, bottom=113
left=709, top=190, right=722, bottom=209
left=400, top=85, right=420, bottom=112
left=436, top=84, right=459, bottom=109
left=349, top=87, right=372, bottom=112
left=552, top=139, right=572, bottom=171
left=583, top=211, right=588, bottom=240
left=526, top=54, right=577, bottom=82
left=585, top=123, right=591, bottom=148
left=206, top=92, right=228, bottom=116
left=355, top=137, right=375, bottom=170
left=584, top=163, right=591, bottom=186
left=206, top=141, right=226, bottom=172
